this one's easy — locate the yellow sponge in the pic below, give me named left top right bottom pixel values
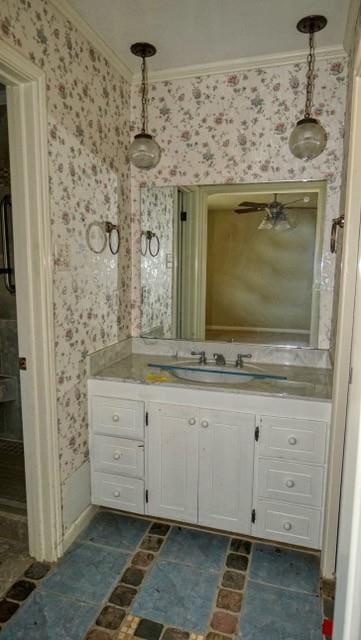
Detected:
left=145, top=373, right=170, bottom=383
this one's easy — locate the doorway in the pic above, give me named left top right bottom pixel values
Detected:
left=0, top=40, right=62, bottom=562
left=0, top=83, right=26, bottom=513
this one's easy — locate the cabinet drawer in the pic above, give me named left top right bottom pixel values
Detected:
left=257, top=459, right=324, bottom=507
left=259, top=415, right=327, bottom=464
left=253, top=500, right=322, bottom=549
left=92, top=472, right=144, bottom=513
left=93, top=436, right=144, bottom=478
left=91, top=396, right=144, bottom=439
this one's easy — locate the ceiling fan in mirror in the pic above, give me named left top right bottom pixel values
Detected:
left=234, top=193, right=315, bottom=231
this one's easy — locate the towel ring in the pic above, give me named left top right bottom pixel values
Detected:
left=140, top=230, right=160, bottom=257
left=105, top=221, right=120, bottom=255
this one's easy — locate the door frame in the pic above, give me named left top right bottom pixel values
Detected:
left=0, top=40, right=62, bottom=560
left=321, top=37, right=361, bottom=578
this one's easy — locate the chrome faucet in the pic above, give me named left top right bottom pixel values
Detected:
left=191, top=350, right=207, bottom=365
left=235, top=353, right=252, bottom=368
left=213, top=353, right=226, bottom=366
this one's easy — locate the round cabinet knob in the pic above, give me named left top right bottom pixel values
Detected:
left=283, top=521, right=292, bottom=532
left=201, top=420, right=209, bottom=428
left=113, top=490, right=120, bottom=498
left=113, top=452, right=121, bottom=460
left=288, top=436, right=297, bottom=445
left=188, top=418, right=196, bottom=426
left=285, top=479, right=295, bottom=488
left=112, top=414, right=120, bottom=423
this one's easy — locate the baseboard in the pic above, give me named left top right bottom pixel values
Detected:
left=61, top=504, right=98, bottom=554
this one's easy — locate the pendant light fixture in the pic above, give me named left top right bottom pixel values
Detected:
left=289, top=15, right=327, bottom=160
left=129, top=42, right=161, bottom=170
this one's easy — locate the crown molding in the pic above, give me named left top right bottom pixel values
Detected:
left=48, top=0, right=133, bottom=82
left=134, top=45, right=347, bottom=84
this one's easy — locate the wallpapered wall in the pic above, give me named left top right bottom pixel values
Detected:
left=0, top=1, right=132, bottom=496
left=140, top=186, right=175, bottom=338
left=130, top=57, right=347, bottom=349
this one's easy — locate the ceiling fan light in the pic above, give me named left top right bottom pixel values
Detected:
left=289, top=117, right=327, bottom=160
left=257, top=216, right=274, bottom=230
left=128, top=133, right=161, bottom=170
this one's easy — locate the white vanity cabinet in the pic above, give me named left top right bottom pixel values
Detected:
left=147, top=403, right=255, bottom=533
left=88, top=379, right=331, bottom=550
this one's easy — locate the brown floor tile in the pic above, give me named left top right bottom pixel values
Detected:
left=0, top=598, right=19, bottom=623
left=140, top=536, right=164, bottom=552
left=109, top=585, right=137, bottom=607
left=85, top=629, right=111, bottom=640
left=148, top=523, right=170, bottom=537
left=210, top=612, right=237, bottom=635
left=6, top=579, right=36, bottom=601
left=162, top=628, right=190, bottom=640
left=221, top=570, right=245, bottom=591
left=206, top=633, right=232, bottom=640
left=225, top=553, right=248, bottom=572
left=135, top=618, right=163, bottom=640
left=121, top=567, right=145, bottom=587
left=97, top=605, right=126, bottom=630
left=131, top=551, right=155, bottom=568
left=216, top=589, right=242, bottom=613
left=322, top=578, right=336, bottom=599
left=24, top=562, right=51, bottom=580
left=229, top=539, right=252, bottom=555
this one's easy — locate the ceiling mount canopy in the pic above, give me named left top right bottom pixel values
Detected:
left=289, top=15, right=328, bottom=161
left=128, top=42, right=161, bottom=170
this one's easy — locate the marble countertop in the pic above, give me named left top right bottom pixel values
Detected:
left=92, top=354, right=332, bottom=402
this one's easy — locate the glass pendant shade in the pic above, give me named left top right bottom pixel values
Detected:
left=129, top=133, right=161, bottom=170
left=289, top=117, right=327, bottom=160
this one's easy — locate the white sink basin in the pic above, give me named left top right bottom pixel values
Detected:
left=170, top=367, right=255, bottom=385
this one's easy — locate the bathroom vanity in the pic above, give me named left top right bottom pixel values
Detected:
left=88, top=353, right=331, bottom=550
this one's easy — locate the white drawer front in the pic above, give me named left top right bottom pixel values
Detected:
left=253, top=500, right=321, bottom=549
left=259, top=415, right=327, bottom=464
left=91, top=396, right=144, bottom=439
left=257, top=459, right=324, bottom=507
left=92, top=472, right=144, bottom=513
left=93, top=436, right=144, bottom=478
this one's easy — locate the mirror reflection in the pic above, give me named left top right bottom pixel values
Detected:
left=140, top=181, right=326, bottom=347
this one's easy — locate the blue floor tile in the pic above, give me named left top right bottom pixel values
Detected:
left=250, top=544, right=320, bottom=594
left=239, top=580, right=322, bottom=640
left=160, top=526, right=228, bottom=571
left=132, top=559, right=219, bottom=632
left=80, top=510, right=150, bottom=551
left=0, top=590, right=98, bottom=640
left=42, top=541, right=129, bottom=604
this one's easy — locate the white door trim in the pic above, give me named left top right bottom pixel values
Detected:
left=321, top=38, right=361, bottom=578
left=0, top=40, right=62, bottom=561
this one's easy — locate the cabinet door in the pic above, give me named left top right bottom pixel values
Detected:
left=147, top=402, right=198, bottom=523
left=198, top=409, right=255, bottom=534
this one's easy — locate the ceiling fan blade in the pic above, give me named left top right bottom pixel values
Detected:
left=284, top=206, right=317, bottom=210
left=283, top=197, right=311, bottom=207
left=234, top=207, right=266, bottom=214
left=237, top=201, right=267, bottom=209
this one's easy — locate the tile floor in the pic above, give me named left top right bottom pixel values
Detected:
left=0, top=510, right=334, bottom=640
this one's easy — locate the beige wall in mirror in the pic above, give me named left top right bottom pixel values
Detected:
left=140, top=180, right=326, bottom=348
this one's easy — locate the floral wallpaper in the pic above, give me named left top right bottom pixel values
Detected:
left=140, top=186, right=175, bottom=338
left=131, top=56, right=347, bottom=349
left=0, top=0, right=132, bottom=489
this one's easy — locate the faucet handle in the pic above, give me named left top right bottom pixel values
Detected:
left=191, top=350, right=207, bottom=364
left=236, top=353, right=252, bottom=367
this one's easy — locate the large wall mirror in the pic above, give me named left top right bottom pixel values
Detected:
left=140, top=180, right=326, bottom=347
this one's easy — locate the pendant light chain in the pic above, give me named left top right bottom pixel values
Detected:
left=304, top=31, right=315, bottom=119
left=141, top=55, right=148, bottom=134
